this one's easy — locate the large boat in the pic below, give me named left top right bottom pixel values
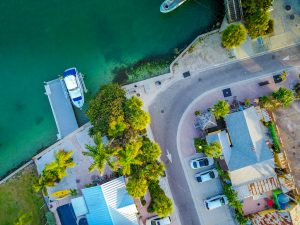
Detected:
left=160, top=0, right=187, bottom=13
left=63, top=68, right=85, bottom=109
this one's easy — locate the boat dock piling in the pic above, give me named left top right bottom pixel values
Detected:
left=44, top=78, right=78, bottom=139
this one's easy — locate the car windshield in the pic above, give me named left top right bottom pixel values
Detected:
left=199, top=158, right=208, bottom=166
left=193, top=161, right=198, bottom=168
left=220, top=197, right=225, bottom=205
left=196, top=176, right=202, bottom=182
left=209, top=171, right=215, bottom=178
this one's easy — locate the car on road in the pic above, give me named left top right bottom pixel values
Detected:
left=204, top=195, right=228, bottom=210
left=195, top=169, right=218, bottom=183
left=190, top=157, right=214, bottom=169
left=146, top=216, right=171, bottom=225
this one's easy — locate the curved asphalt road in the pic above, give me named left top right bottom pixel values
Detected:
left=148, top=45, right=300, bottom=225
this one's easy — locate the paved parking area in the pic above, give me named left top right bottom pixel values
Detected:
left=183, top=153, right=235, bottom=225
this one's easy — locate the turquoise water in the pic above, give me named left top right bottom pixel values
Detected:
left=0, top=0, right=223, bottom=177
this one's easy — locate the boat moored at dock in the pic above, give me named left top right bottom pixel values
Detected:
left=63, top=68, right=85, bottom=109
left=160, top=0, right=187, bottom=13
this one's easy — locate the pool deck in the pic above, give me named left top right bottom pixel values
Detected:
left=44, top=78, right=78, bottom=139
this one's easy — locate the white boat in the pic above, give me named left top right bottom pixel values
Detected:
left=160, top=0, right=187, bottom=13
left=63, top=68, right=84, bottom=108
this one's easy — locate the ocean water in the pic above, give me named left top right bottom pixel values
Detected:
left=0, top=0, right=224, bottom=177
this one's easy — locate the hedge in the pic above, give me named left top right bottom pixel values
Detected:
left=269, top=122, right=281, bottom=152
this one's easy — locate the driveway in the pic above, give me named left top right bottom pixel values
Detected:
left=148, top=45, right=300, bottom=225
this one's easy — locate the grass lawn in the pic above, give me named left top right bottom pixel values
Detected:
left=0, top=164, right=46, bottom=225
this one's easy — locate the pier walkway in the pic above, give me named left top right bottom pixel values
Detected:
left=44, top=78, right=78, bottom=139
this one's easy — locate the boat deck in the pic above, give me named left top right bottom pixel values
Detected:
left=44, top=78, right=78, bottom=139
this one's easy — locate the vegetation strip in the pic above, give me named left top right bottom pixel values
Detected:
left=86, top=83, right=173, bottom=217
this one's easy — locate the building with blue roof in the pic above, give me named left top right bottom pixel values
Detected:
left=69, top=176, right=138, bottom=225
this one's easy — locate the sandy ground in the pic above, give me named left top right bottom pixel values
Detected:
left=274, top=101, right=300, bottom=190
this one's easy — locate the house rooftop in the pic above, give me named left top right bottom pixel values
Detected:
left=73, top=176, right=138, bottom=225
left=225, top=107, right=273, bottom=171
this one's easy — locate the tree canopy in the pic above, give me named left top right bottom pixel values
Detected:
left=242, top=0, right=273, bottom=38
left=221, top=24, right=247, bottom=49
left=125, top=96, right=150, bottom=131
left=83, top=133, right=120, bottom=175
left=244, top=10, right=271, bottom=38
left=14, top=212, right=32, bottom=225
left=204, top=142, right=222, bottom=158
left=139, top=138, right=161, bottom=162
left=126, top=176, right=148, bottom=198
left=148, top=181, right=173, bottom=217
left=86, top=83, right=126, bottom=135
left=113, top=141, right=143, bottom=175
left=242, top=0, right=273, bottom=13
left=212, top=100, right=230, bottom=119
left=85, top=83, right=172, bottom=214
left=272, top=87, right=294, bottom=107
left=33, top=149, right=75, bottom=195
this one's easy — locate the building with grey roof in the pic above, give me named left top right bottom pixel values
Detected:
left=206, top=107, right=277, bottom=197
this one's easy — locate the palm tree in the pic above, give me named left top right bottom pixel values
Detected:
left=14, top=212, right=32, bottom=225
left=32, top=174, right=55, bottom=196
left=113, top=142, right=142, bottom=175
left=83, top=133, right=119, bottom=175
left=44, top=149, right=76, bottom=181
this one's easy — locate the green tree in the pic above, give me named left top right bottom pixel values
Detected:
left=272, top=87, right=294, bottom=107
left=125, top=96, right=150, bottom=131
left=244, top=98, right=251, bottom=106
left=280, top=71, right=288, bottom=82
left=148, top=181, right=173, bottom=217
left=294, top=83, right=300, bottom=99
left=139, top=138, right=161, bottom=162
left=242, top=0, right=273, bottom=13
left=44, top=149, right=76, bottom=181
left=221, top=23, right=247, bottom=48
left=259, top=96, right=280, bottom=111
left=212, top=100, right=230, bottom=119
left=244, top=10, right=271, bottom=38
left=194, top=138, right=208, bottom=153
left=108, top=116, right=127, bottom=138
left=14, top=212, right=32, bottom=225
left=126, top=176, right=148, bottom=198
left=86, top=83, right=126, bottom=135
left=113, top=142, right=143, bottom=175
left=204, top=141, right=222, bottom=158
left=83, top=133, right=120, bottom=175
left=32, top=174, right=55, bottom=196
left=139, top=161, right=165, bottom=181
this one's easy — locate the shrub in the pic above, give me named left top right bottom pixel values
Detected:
left=266, top=19, right=274, bottom=35
left=272, top=87, right=294, bottom=108
left=212, top=100, right=230, bottom=119
left=221, top=23, right=247, bottom=48
left=244, top=98, right=251, bottom=107
left=194, top=110, right=201, bottom=116
left=140, top=197, right=147, bottom=206
left=148, top=181, right=173, bottom=217
left=269, top=122, right=281, bottom=152
left=194, top=138, right=208, bottom=153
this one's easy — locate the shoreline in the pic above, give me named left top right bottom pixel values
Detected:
left=0, top=21, right=224, bottom=184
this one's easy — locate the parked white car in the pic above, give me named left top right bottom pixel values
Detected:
left=190, top=157, right=214, bottom=169
left=146, top=216, right=171, bottom=225
left=195, top=169, right=218, bottom=183
left=204, top=195, right=228, bottom=210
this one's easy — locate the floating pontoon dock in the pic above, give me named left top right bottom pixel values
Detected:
left=44, top=78, right=78, bottom=139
